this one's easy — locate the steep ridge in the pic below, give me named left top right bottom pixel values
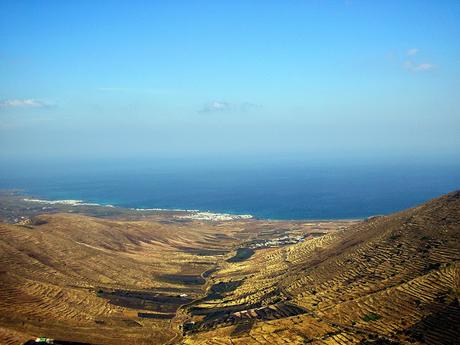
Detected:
left=183, top=191, right=460, bottom=344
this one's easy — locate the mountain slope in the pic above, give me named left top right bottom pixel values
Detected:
left=0, top=192, right=458, bottom=344
left=0, top=213, right=251, bottom=345
left=183, top=191, right=460, bottom=344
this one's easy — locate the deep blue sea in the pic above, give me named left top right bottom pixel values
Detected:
left=1, top=158, right=459, bottom=220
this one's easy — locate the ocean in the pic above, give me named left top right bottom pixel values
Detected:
left=1, top=157, right=459, bottom=220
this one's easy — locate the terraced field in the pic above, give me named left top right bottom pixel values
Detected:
left=183, top=191, right=460, bottom=344
left=1, top=191, right=458, bottom=344
left=0, top=200, right=348, bottom=345
left=0, top=212, right=249, bottom=345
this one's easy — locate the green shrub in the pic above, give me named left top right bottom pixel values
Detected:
left=361, top=312, right=382, bottom=322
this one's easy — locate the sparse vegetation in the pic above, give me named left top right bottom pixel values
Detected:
left=361, top=313, right=382, bottom=322
left=227, top=247, right=255, bottom=262
left=426, top=262, right=441, bottom=271
left=1, top=191, right=460, bottom=344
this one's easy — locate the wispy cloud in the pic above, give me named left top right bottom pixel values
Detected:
left=403, top=48, right=435, bottom=72
left=0, top=99, right=52, bottom=109
left=199, top=100, right=260, bottom=113
left=404, top=61, right=435, bottom=72
left=200, top=101, right=231, bottom=112
left=407, top=48, right=419, bottom=56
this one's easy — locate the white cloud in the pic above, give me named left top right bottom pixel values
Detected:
left=414, top=63, right=435, bottom=71
left=199, top=100, right=260, bottom=113
left=404, top=61, right=435, bottom=72
left=0, top=99, right=51, bottom=109
left=199, top=101, right=231, bottom=113
left=407, top=48, right=419, bottom=56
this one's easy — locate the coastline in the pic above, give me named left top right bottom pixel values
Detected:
left=15, top=194, right=255, bottom=222
left=0, top=189, right=363, bottom=223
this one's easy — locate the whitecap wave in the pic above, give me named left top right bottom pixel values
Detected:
left=23, top=198, right=252, bottom=220
left=23, top=198, right=114, bottom=208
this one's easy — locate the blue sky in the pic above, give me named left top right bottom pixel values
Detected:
left=1, top=0, right=459, bottom=162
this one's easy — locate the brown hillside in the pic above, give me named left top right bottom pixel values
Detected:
left=1, top=192, right=458, bottom=344
left=0, top=207, right=344, bottom=345
left=0, top=213, right=252, bottom=345
left=183, top=191, right=460, bottom=344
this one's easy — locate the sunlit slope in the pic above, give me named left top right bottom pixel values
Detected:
left=0, top=214, right=243, bottom=345
left=185, top=191, right=460, bottom=344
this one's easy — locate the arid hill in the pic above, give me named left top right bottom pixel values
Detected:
left=0, top=191, right=459, bottom=345
left=0, top=199, right=350, bottom=345
left=183, top=191, right=460, bottom=344
left=0, top=212, right=252, bottom=345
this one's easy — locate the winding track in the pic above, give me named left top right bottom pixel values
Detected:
left=163, top=262, right=222, bottom=345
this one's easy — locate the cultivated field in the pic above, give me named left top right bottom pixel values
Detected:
left=0, top=191, right=459, bottom=344
left=182, top=191, right=460, bottom=345
left=0, top=194, right=351, bottom=345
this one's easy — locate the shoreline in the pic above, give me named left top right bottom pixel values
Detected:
left=20, top=196, right=363, bottom=222
left=19, top=195, right=255, bottom=222
left=1, top=189, right=363, bottom=223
